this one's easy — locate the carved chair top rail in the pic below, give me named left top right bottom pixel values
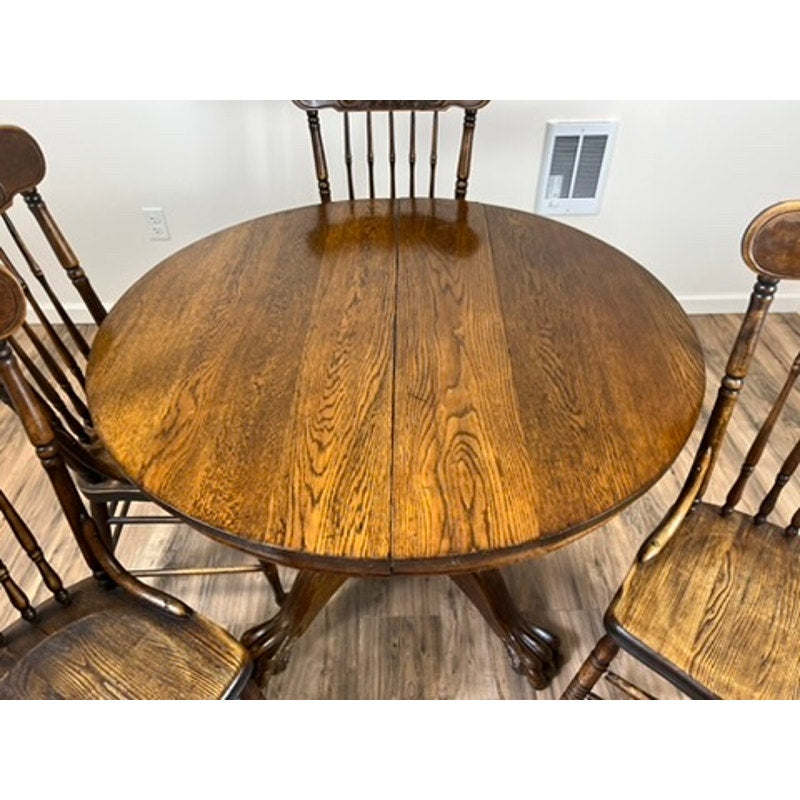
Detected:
left=741, top=199, right=800, bottom=280
left=0, top=126, right=46, bottom=212
left=293, top=100, right=489, bottom=112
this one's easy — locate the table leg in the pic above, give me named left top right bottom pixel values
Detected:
left=450, top=568, right=562, bottom=690
left=241, top=569, right=347, bottom=683
left=259, top=560, right=288, bottom=606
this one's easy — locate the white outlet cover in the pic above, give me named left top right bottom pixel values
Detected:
left=141, top=206, right=170, bottom=240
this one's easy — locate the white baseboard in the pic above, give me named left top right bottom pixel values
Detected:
left=33, top=293, right=800, bottom=326
left=33, top=301, right=117, bottom=325
left=676, top=293, right=800, bottom=315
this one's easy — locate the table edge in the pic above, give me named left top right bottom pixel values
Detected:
left=87, top=198, right=706, bottom=575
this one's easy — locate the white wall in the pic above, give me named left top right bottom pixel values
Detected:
left=2, top=99, right=800, bottom=315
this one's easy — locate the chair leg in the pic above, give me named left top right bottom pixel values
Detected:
left=238, top=677, right=266, bottom=700
left=89, top=500, right=115, bottom=553
left=561, top=634, right=619, bottom=699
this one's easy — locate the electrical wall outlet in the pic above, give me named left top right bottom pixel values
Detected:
left=142, top=207, right=170, bottom=240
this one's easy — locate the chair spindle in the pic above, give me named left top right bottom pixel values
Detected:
left=9, top=338, right=90, bottom=442
left=784, top=507, right=800, bottom=537
left=0, top=488, right=69, bottom=606
left=0, top=238, right=92, bottom=425
left=343, top=112, right=355, bottom=201
left=455, top=108, right=479, bottom=200
left=754, top=438, right=800, bottom=524
left=723, top=352, right=800, bottom=515
left=408, top=111, right=416, bottom=198
left=604, top=670, right=655, bottom=700
left=366, top=111, right=375, bottom=199
left=4, top=253, right=88, bottom=383
left=23, top=190, right=106, bottom=326
left=0, top=556, right=36, bottom=623
left=429, top=110, right=439, bottom=198
left=0, top=340, right=105, bottom=582
left=18, top=323, right=90, bottom=425
left=307, top=110, right=331, bottom=204
left=2, top=212, right=91, bottom=357
left=388, top=111, right=396, bottom=199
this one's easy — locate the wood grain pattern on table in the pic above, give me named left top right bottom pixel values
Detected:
left=87, top=199, right=704, bottom=575
left=392, top=202, right=540, bottom=564
left=89, top=203, right=396, bottom=570
left=485, top=204, right=706, bottom=540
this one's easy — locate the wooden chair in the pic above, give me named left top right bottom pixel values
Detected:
left=0, top=266, right=260, bottom=698
left=561, top=199, right=800, bottom=700
left=293, top=100, right=489, bottom=203
left=0, top=124, right=285, bottom=604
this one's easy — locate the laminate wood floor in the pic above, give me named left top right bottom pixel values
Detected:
left=1, top=312, right=798, bottom=699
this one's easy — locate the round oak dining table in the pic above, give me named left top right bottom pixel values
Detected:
left=86, top=198, right=705, bottom=690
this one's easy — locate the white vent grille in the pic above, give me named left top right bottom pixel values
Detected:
left=535, top=121, right=617, bottom=216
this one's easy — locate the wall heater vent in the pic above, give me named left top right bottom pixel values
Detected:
left=535, top=121, right=617, bottom=216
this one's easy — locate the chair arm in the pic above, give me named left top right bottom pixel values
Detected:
left=637, top=446, right=713, bottom=563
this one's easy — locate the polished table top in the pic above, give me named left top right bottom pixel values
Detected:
left=86, top=199, right=705, bottom=577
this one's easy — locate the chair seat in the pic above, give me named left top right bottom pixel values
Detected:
left=0, top=578, right=252, bottom=699
left=607, top=504, right=800, bottom=699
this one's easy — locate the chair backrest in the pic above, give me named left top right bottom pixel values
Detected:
left=293, top=100, right=489, bottom=203
left=640, top=199, right=800, bottom=561
left=0, top=125, right=112, bottom=484
left=0, top=265, right=189, bottom=623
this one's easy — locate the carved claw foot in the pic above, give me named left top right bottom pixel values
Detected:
left=451, top=568, right=563, bottom=691
left=241, top=569, right=347, bottom=685
left=242, top=614, right=295, bottom=678
left=502, top=619, right=562, bottom=690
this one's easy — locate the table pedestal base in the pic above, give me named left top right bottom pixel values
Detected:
left=241, top=570, right=347, bottom=682
left=242, top=567, right=562, bottom=691
left=450, top=569, right=562, bottom=690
